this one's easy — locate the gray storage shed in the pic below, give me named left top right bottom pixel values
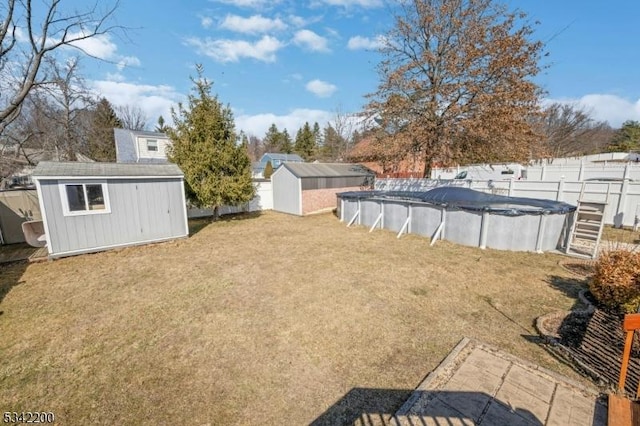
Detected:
left=33, top=162, right=188, bottom=258
left=272, top=163, right=375, bottom=216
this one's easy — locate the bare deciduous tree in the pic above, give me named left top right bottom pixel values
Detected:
left=537, top=103, right=612, bottom=158
left=116, top=104, right=147, bottom=131
left=0, top=0, right=121, bottom=135
left=38, top=56, right=94, bottom=160
left=365, top=0, right=544, bottom=177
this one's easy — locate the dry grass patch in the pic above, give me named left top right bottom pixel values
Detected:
left=0, top=211, right=589, bottom=424
left=602, top=225, right=640, bottom=245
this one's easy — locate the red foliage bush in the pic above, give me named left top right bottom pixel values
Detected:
left=589, top=250, right=640, bottom=313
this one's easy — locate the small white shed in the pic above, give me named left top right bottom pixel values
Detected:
left=33, top=162, right=188, bottom=258
left=272, top=163, right=375, bottom=216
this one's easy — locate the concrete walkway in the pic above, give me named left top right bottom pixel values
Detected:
left=392, top=338, right=607, bottom=426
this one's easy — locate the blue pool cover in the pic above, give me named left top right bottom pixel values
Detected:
left=337, top=187, right=577, bottom=216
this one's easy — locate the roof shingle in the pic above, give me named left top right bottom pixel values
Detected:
left=33, top=161, right=183, bottom=178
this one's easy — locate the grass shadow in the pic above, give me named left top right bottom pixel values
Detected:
left=217, top=211, right=262, bottom=223
left=545, top=274, right=589, bottom=312
left=188, top=218, right=210, bottom=236
left=0, top=260, right=28, bottom=316
left=188, top=211, right=263, bottom=236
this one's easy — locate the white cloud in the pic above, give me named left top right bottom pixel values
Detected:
left=546, top=94, right=640, bottom=128
left=293, top=30, right=330, bottom=52
left=67, top=33, right=118, bottom=60
left=201, top=16, right=214, bottom=28
left=289, top=15, right=309, bottom=28
left=305, top=79, right=337, bottom=98
left=91, top=80, right=184, bottom=127
left=116, top=56, right=141, bottom=71
left=105, top=72, right=126, bottom=82
left=347, top=35, right=384, bottom=50
left=185, top=35, right=284, bottom=63
left=235, top=108, right=334, bottom=137
left=318, top=0, right=383, bottom=7
left=220, top=14, right=287, bottom=34
left=59, top=32, right=142, bottom=72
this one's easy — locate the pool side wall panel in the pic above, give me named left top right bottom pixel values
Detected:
left=411, top=204, right=441, bottom=237
left=383, top=201, right=409, bottom=233
left=338, top=194, right=570, bottom=252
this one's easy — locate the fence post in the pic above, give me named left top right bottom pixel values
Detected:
left=557, top=177, right=565, bottom=201
left=541, top=165, right=546, bottom=180
left=508, top=179, right=514, bottom=196
left=578, top=161, right=585, bottom=181
left=617, top=179, right=630, bottom=228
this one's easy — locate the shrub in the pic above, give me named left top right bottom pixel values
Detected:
left=589, top=250, right=640, bottom=313
left=263, top=161, right=274, bottom=179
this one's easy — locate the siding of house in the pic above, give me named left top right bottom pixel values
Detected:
left=135, top=136, right=171, bottom=161
left=38, top=177, right=187, bottom=257
left=272, top=167, right=301, bottom=215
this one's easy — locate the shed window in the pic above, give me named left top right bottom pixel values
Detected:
left=147, top=139, right=158, bottom=152
left=60, top=182, right=110, bottom=216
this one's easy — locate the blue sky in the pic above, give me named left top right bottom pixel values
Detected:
left=59, top=0, right=640, bottom=137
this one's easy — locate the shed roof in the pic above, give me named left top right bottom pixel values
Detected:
left=33, top=161, right=183, bottom=178
left=280, top=162, right=375, bottom=178
left=114, top=128, right=170, bottom=163
left=261, top=153, right=304, bottom=162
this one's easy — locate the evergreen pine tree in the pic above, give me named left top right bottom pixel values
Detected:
left=280, top=129, right=293, bottom=153
left=263, top=161, right=274, bottom=179
left=294, top=122, right=316, bottom=161
left=312, top=122, right=322, bottom=150
left=166, top=65, right=255, bottom=220
left=263, top=123, right=282, bottom=153
left=155, top=115, right=169, bottom=133
left=87, top=97, right=121, bottom=162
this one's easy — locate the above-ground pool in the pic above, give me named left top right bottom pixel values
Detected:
left=337, top=187, right=577, bottom=252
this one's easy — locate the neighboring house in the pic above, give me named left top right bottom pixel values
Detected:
left=114, top=129, right=171, bottom=164
left=272, top=162, right=375, bottom=216
left=33, top=161, right=188, bottom=258
left=347, top=136, right=426, bottom=178
left=253, top=153, right=304, bottom=177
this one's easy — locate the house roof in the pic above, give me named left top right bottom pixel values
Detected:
left=114, top=128, right=170, bottom=163
left=279, top=162, right=375, bottom=178
left=33, top=161, right=183, bottom=178
left=261, top=153, right=304, bottom=163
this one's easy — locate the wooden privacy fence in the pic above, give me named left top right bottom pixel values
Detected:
left=376, top=178, right=640, bottom=228
left=0, top=189, right=41, bottom=244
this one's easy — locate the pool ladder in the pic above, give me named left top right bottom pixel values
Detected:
left=565, top=200, right=606, bottom=259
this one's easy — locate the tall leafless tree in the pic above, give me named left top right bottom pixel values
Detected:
left=365, top=0, right=544, bottom=177
left=0, top=0, right=121, bottom=136
left=116, top=104, right=147, bottom=131
left=537, top=102, right=612, bottom=158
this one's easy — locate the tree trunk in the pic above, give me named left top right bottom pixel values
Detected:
left=422, top=155, right=433, bottom=178
left=211, top=205, right=219, bottom=222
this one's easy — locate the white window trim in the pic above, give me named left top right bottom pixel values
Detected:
left=58, top=181, right=112, bottom=217
left=147, top=139, right=158, bottom=151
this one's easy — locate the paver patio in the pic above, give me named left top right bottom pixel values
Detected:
left=393, top=338, right=607, bottom=426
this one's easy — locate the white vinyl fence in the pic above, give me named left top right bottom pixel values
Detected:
left=376, top=178, right=640, bottom=228
left=187, top=180, right=273, bottom=218
left=431, top=162, right=640, bottom=182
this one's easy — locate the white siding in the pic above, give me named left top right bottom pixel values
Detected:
left=272, top=167, right=301, bottom=215
left=136, top=136, right=171, bottom=161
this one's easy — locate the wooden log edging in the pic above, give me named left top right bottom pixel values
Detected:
left=535, top=290, right=614, bottom=390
